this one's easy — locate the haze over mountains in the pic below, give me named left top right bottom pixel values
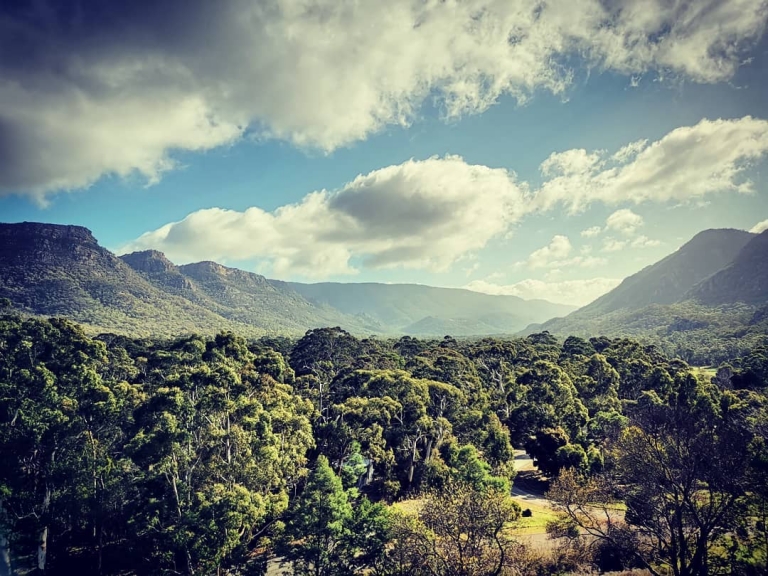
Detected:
left=0, top=222, right=573, bottom=337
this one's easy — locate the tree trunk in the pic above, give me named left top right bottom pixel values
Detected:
left=408, top=440, right=418, bottom=484
left=0, top=532, right=11, bottom=576
left=424, top=437, right=434, bottom=463
left=185, top=550, right=194, bottom=575
left=37, top=526, right=48, bottom=572
left=38, top=485, right=51, bottom=572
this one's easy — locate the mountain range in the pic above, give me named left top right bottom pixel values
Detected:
left=1, top=222, right=766, bottom=351
left=0, top=222, right=573, bottom=337
left=524, top=228, right=768, bottom=362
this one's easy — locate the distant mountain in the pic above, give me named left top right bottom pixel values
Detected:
left=577, top=229, right=755, bottom=316
left=170, top=260, right=378, bottom=333
left=0, top=222, right=571, bottom=338
left=524, top=228, right=767, bottom=363
left=0, top=222, right=257, bottom=337
left=275, top=281, right=576, bottom=335
left=120, top=250, right=372, bottom=333
left=686, top=230, right=768, bottom=306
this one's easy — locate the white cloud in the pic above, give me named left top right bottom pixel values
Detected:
left=3, top=0, right=768, bottom=197
left=602, top=238, right=627, bottom=252
left=527, top=235, right=573, bottom=268
left=750, top=219, right=768, bottom=233
left=119, top=155, right=528, bottom=278
left=579, top=256, right=608, bottom=268
left=581, top=226, right=603, bottom=238
left=524, top=235, right=607, bottom=269
left=631, top=235, right=662, bottom=248
left=535, top=116, right=768, bottom=212
left=605, top=208, right=644, bottom=235
left=120, top=116, right=768, bottom=279
left=465, top=277, right=622, bottom=307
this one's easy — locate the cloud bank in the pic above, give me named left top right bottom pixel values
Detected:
left=119, top=156, right=527, bottom=277
left=122, top=116, right=768, bottom=278
left=2, top=0, right=767, bottom=197
left=522, top=235, right=606, bottom=270
left=464, top=278, right=623, bottom=307
left=535, top=116, right=768, bottom=211
left=750, top=219, right=768, bottom=233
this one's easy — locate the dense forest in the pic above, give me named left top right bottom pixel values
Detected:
left=1, top=311, right=767, bottom=575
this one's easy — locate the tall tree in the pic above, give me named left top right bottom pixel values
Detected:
left=549, top=374, right=756, bottom=576
left=385, top=482, right=523, bottom=576
left=281, top=456, right=391, bottom=576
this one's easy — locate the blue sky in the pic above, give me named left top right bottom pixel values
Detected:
left=2, top=0, right=768, bottom=305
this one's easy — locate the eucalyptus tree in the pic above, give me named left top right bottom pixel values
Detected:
left=549, top=373, right=759, bottom=576
left=126, top=333, right=314, bottom=574
left=0, top=317, right=140, bottom=573
left=281, top=456, right=391, bottom=576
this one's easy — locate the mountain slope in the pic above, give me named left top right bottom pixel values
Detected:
left=576, top=229, right=755, bottom=317
left=2, top=222, right=573, bottom=338
left=686, top=230, right=768, bottom=306
left=0, top=223, right=258, bottom=337
left=522, top=228, right=767, bottom=364
left=175, top=261, right=380, bottom=333
left=277, top=281, right=576, bottom=334
left=119, top=251, right=380, bottom=334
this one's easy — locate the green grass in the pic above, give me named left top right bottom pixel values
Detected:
left=692, top=366, right=717, bottom=380
left=508, top=499, right=561, bottom=536
left=392, top=498, right=424, bottom=517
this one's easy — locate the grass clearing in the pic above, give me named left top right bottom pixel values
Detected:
left=508, top=498, right=561, bottom=536
left=692, top=366, right=717, bottom=380
left=392, top=498, right=424, bottom=517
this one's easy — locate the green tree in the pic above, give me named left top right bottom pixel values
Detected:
left=127, top=333, right=314, bottom=574
left=0, top=318, right=139, bottom=573
left=282, top=456, right=391, bottom=575
left=549, top=374, right=757, bottom=576
left=385, top=482, right=523, bottom=576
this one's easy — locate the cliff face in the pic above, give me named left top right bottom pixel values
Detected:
left=0, top=222, right=259, bottom=336
left=0, top=222, right=105, bottom=267
left=120, top=250, right=177, bottom=274
left=0, top=222, right=374, bottom=336
left=179, top=261, right=272, bottom=288
left=121, top=250, right=195, bottom=291
left=0, top=221, right=607, bottom=338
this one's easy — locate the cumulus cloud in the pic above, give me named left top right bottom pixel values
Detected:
left=602, top=238, right=627, bottom=252
left=581, top=226, right=603, bottom=238
left=535, top=116, right=768, bottom=212
left=523, top=235, right=607, bottom=269
left=600, top=231, right=660, bottom=250
left=465, top=277, right=622, bottom=307
left=526, top=236, right=573, bottom=269
left=605, top=208, right=644, bottom=235
left=118, top=116, right=768, bottom=278
left=118, top=155, right=528, bottom=277
left=3, top=0, right=767, bottom=197
left=631, top=235, right=662, bottom=248
left=750, top=219, right=768, bottom=233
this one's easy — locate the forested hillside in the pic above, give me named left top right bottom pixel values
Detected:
left=0, top=222, right=571, bottom=338
left=1, top=313, right=766, bottom=575
left=529, top=229, right=768, bottom=364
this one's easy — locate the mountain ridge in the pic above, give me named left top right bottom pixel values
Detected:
left=523, top=228, right=768, bottom=363
left=573, top=228, right=755, bottom=318
left=686, top=230, right=768, bottom=306
left=0, top=221, right=570, bottom=337
left=275, top=280, right=576, bottom=335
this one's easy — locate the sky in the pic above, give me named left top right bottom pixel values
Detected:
left=2, top=0, right=768, bottom=307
